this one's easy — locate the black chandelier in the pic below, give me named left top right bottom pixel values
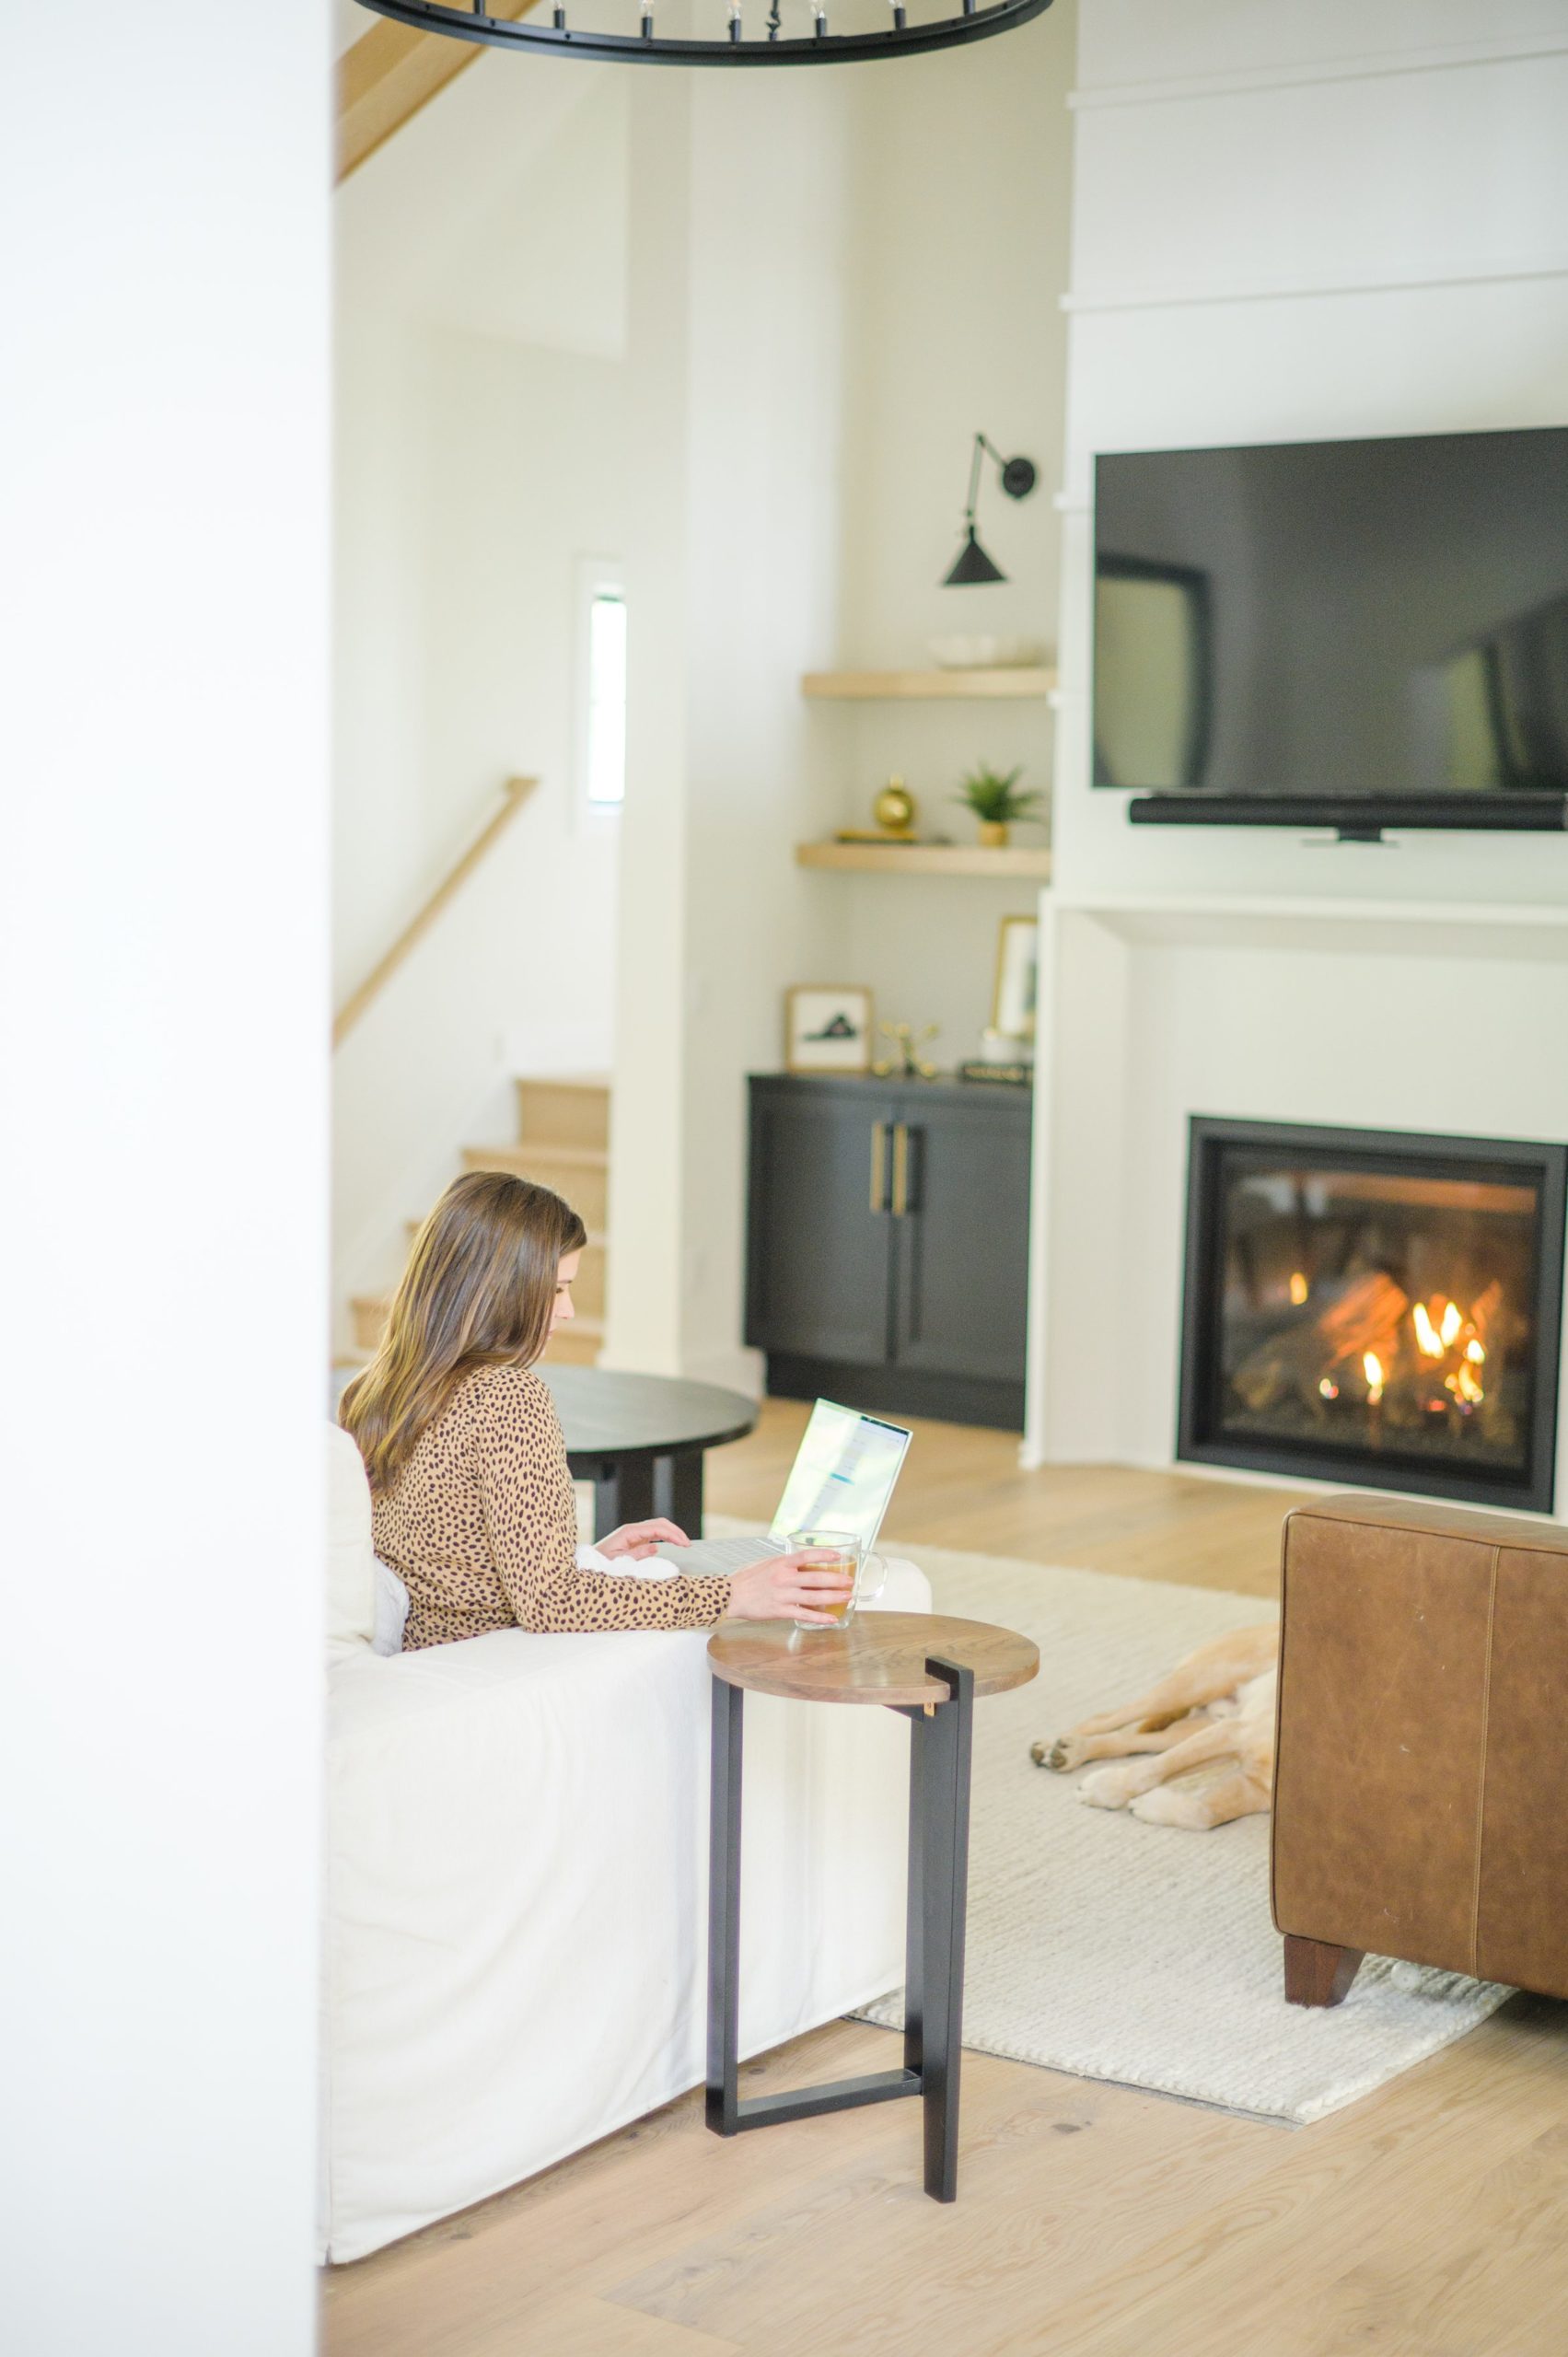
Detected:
left=354, top=0, right=1055, bottom=69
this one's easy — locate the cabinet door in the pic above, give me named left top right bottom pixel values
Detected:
left=889, top=1097, right=1032, bottom=1384
left=747, top=1089, right=897, bottom=1364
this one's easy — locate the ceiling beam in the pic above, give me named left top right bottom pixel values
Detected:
left=337, top=6, right=538, bottom=184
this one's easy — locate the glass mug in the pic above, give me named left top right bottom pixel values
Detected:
left=787, top=1527, right=889, bottom=1631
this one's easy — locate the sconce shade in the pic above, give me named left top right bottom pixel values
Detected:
left=944, top=528, right=1007, bottom=588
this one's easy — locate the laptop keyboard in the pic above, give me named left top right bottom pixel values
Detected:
left=653, top=1534, right=786, bottom=1575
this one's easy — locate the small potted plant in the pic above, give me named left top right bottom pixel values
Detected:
left=954, top=764, right=1042, bottom=849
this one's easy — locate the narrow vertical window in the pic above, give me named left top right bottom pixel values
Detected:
left=585, top=582, right=627, bottom=810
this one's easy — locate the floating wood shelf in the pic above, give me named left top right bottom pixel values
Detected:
left=801, top=668, right=1055, bottom=701
left=796, top=842, right=1052, bottom=879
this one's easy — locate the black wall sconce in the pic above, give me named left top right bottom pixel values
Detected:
left=943, top=434, right=1038, bottom=586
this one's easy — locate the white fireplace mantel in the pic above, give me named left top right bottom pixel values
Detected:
left=1023, top=886, right=1568, bottom=1523
left=1046, top=890, right=1568, bottom=960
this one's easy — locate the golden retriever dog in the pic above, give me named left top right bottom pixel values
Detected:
left=1030, top=1624, right=1279, bottom=1830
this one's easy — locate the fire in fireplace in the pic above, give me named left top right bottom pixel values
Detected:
left=1178, top=1119, right=1566, bottom=1512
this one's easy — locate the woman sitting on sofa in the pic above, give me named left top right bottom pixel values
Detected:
left=340, top=1168, right=852, bottom=1649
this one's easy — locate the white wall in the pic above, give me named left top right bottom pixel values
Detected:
left=333, top=60, right=631, bottom=1331
left=1052, top=0, right=1568, bottom=910
left=601, top=75, right=698, bottom=1375
left=605, top=72, right=850, bottom=1383
left=1030, top=0, right=1568, bottom=1495
left=675, top=74, right=857, bottom=1387
left=610, top=14, right=1081, bottom=1385
left=830, top=8, right=1076, bottom=1070
left=0, top=6, right=329, bottom=2351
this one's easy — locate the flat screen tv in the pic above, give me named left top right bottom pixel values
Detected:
left=1093, top=426, right=1568, bottom=838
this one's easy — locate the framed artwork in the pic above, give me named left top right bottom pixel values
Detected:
left=990, top=916, right=1038, bottom=1039
left=784, top=985, right=874, bottom=1074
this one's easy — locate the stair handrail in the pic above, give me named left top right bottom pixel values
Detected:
left=337, top=3, right=542, bottom=182
left=332, top=773, right=538, bottom=1049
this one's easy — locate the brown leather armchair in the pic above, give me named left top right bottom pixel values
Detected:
left=1272, top=1493, right=1568, bottom=2007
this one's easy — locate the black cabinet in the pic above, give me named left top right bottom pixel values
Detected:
left=745, top=1074, right=1032, bottom=1431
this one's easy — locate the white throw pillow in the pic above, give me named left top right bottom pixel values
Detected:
left=327, top=1422, right=377, bottom=1653
left=371, top=1561, right=409, bottom=1656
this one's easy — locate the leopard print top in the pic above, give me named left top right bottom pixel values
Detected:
left=370, top=1362, right=734, bottom=1650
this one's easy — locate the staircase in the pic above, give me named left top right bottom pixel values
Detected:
left=349, top=1076, right=610, bottom=1367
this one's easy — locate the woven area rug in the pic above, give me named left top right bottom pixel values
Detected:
left=712, top=1522, right=1511, bottom=2128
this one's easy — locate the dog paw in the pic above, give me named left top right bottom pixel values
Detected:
left=1128, top=1786, right=1204, bottom=1829
left=1031, top=1736, right=1077, bottom=1771
left=1078, top=1766, right=1135, bottom=1809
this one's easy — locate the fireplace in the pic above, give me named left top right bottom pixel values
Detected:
left=1178, top=1118, right=1566, bottom=1513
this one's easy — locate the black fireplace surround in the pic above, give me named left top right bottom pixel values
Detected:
left=1178, top=1117, right=1567, bottom=1514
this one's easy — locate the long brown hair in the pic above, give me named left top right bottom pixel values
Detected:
left=341, top=1169, right=587, bottom=1493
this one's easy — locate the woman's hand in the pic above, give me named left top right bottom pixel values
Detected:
left=598, top=1518, right=689, bottom=1561
left=726, top=1550, right=856, bottom=1625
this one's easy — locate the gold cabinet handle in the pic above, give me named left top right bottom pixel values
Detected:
left=890, top=1122, right=910, bottom=1218
left=869, top=1120, right=887, bottom=1213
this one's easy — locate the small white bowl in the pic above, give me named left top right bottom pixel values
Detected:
left=928, top=635, right=1047, bottom=670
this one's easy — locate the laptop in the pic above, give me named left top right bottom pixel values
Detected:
left=657, top=1398, right=912, bottom=1576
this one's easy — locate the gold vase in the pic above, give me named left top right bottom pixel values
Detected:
left=978, top=820, right=1010, bottom=849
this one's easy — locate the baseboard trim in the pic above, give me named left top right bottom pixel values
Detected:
left=765, top=1355, right=1025, bottom=1434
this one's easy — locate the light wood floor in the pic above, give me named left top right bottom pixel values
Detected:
left=324, top=1404, right=1568, bottom=2357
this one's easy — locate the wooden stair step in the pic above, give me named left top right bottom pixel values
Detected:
left=540, top=1321, right=603, bottom=1367
left=462, top=1144, right=608, bottom=1229
left=567, top=1242, right=605, bottom=1322
left=349, top=1295, right=390, bottom=1353
left=516, top=1074, right=610, bottom=1153
left=388, top=1241, right=606, bottom=1318
left=463, top=1142, right=607, bottom=1173
left=350, top=1292, right=605, bottom=1362
left=405, top=1218, right=608, bottom=1248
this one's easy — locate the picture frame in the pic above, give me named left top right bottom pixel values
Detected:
left=990, top=916, right=1038, bottom=1040
left=784, top=984, right=874, bottom=1075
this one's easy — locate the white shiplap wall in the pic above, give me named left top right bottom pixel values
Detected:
left=1051, top=0, right=1568, bottom=908
left=1028, top=3, right=1568, bottom=1507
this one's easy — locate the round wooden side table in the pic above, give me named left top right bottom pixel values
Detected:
left=704, top=1609, right=1039, bottom=2203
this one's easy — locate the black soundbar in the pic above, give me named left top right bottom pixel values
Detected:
left=1126, top=792, right=1568, bottom=843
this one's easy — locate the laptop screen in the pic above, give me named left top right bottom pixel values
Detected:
left=768, top=1400, right=912, bottom=1550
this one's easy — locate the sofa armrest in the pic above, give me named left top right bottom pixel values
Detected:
left=1272, top=1493, right=1568, bottom=1998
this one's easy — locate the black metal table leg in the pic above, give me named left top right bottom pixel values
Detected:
left=903, top=1695, right=925, bottom=2083
left=587, top=1454, right=658, bottom=1539
left=655, top=1446, right=705, bottom=1536
left=704, top=1654, right=976, bottom=2194
left=590, top=1463, right=622, bottom=1539
left=706, top=1675, right=743, bottom=2134
left=915, top=1655, right=974, bottom=2201
left=705, top=1672, right=922, bottom=2141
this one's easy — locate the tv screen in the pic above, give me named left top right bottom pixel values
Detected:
left=1093, top=427, right=1568, bottom=804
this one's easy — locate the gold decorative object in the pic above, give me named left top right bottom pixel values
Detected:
left=835, top=776, right=922, bottom=847
left=872, top=1020, right=941, bottom=1080
left=872, top=776, right=917, bottom=837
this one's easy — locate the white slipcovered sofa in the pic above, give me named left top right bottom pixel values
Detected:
left=322, top=1422, right=931, bottom=2262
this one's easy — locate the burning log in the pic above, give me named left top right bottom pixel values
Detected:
left=1232, top=1271, right=1409, bottom=1416
left=1316, top=1271, right=1411, bottom=1366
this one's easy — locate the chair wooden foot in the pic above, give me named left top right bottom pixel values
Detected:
left=1283, top=1933, right=1365, bottom=2008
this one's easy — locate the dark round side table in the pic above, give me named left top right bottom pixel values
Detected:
left=704, top=1609, right=1039, bottom=2203
left=539, top=1365, right=758, bottom=1539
